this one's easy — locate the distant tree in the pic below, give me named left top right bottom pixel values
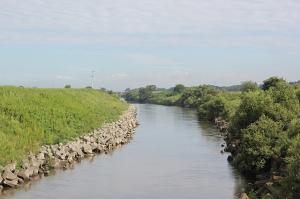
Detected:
left=174, top=84, right=185, bottom=93
left=241, top=81, right=258, bottom=92
left=125, top=88, right=131, bottom=93
left=139, top=87, right=153, bottom=102
left=145, top=85, right=157, bottom=91
left=100, top=88, right=107, bottom=92
left=64, top=85, right=71, bottom=88
left=85, top=86, right=92, bottom=89
left=262, top=77, right=286, bottom=90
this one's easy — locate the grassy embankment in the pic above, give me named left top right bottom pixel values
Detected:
left=0, top=87, right=128, bottom=167
left=124, top=78, right=300, bottom=198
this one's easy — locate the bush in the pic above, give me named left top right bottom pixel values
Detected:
left=174, top=84, right=185, bottom=93
left=262, top=77, right=286, bottom=91
left=241, top=81, right=259, bottom=92
left=237, top=115, right=287, bottom=174
left=284, top=135, right=300, bottom=198
left=198, top=93, right=240, bottom=121
left=178, top=85, right=218, bottom=108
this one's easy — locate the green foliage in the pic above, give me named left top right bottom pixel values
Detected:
left=123, top=77, right=300, bottom=198
left=124, top=89, right=140, bottom=102
left=178, top=85, right=218, bottom=108
left=262, top=77, right=286, bottom=91
left=241, top=81, right=259, bottom=92
left=147, top=92, right=181, bottom=105
left=288, top=119, right=300, bottom=137
left=236, top=115, right=287, bottom=174
left=230, top=91, right=273, bottom=135
left=268, top=82, right=300, bottom=112
left=198, top=92, right=241, bottom=121
left=284, top=135, right=300, bottom=198
left=295, top=88, right=300, bottom=102
left=124, top=85, right=180, bottom=105
left=230, top=82, right=299, bottom=137
left=226, top=78, right=300, bottom=197
left=173, top=84, right=185, bottom=93
left=138, top=87, right=153, bottom=102
left=64, top=85, right=71, bottom=88
left=0, top=87, right=128, bottom=166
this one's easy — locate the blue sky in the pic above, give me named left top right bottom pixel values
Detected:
left=0, top=0, right=300, bottom=90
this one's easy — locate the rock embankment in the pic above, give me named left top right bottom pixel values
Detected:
left=214, top=117, right=229, bottom=133
left=0, top=105, right=138, bottom=192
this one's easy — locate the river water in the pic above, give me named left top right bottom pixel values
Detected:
left=3, top=104, right=245, bottom=199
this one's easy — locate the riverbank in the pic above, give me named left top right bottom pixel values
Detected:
left=0, top=105, right=138, bottom=194
left=3, top=104, right=246, bottom=199
left=124, top=78, right=300, bottom=198
left=0, top=87, right=128, bottom=166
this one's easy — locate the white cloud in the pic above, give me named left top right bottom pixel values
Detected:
left=0, top=0, right=299, bottom=48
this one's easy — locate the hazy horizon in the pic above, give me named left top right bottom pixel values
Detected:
left=1, top=0, right=300, bottom=90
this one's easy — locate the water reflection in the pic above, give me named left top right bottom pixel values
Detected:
left=3, top=104, right=245, bottom=199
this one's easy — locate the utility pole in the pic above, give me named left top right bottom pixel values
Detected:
left=91, top=70, right=95, bottom=88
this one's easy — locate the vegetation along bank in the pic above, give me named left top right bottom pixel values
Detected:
left=0, top=87, right=138, bottom=192
left=124, top=77, right=300, bottom=199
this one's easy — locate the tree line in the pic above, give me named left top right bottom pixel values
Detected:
left=124, top=77, right=300, bottom=199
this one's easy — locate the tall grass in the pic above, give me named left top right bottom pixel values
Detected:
left=0, top=87, right=128, bottom=166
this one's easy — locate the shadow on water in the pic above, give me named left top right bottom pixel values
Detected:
left=2, top=104, right=246, bottom=199
left=197, top=120, right=247, bottom=197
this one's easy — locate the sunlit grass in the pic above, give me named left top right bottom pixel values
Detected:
left=0, top=87, right=128, bottom=166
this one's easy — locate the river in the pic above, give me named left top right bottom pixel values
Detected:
left=3, top=104, right=245, bottom=199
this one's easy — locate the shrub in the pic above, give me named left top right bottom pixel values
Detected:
left=174, top=84, right=185, bottom=93
left=237, top=115, right=287, bottom=174
left=284, top=135, right=300, bottom=198
left=241, top=81, right=259, bottom=92
left=262, top=77, right=286, bottom=91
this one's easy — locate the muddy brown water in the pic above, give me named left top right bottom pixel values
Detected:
left=2, top=104, right=246, bottom=199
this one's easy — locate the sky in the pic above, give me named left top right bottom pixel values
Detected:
left=0, top=0, right=300, bottom=90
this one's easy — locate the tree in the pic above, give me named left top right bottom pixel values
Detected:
left=262, top=77, right=286, bottom=91
left=241, top=81, right=258, bottom=92
left=145, top=85, right=157, bottom=91
left=178, top=85, right=218, bottom=108
left=64, top=85, right=71, bottom=88
left=267, top=82, right=300, bottom=113
left=138, top=87, right=153, bottom=102
left=288, top=119, right=300, bottom=137
left=284, top=135, right=300, bottom=198
left=198, top=97, right=227, bottom=120
left=237, top=115, right=287, bottom=174
left=174, top=84, right=185, bottom=93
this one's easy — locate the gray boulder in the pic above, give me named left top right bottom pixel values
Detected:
left=3, top=179, right=19, bottom=188
left=17, top=169, right=31, bottom=181
left=2, top=169, right=18, bottom=181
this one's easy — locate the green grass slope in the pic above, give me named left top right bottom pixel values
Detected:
left=0, top=87, right=128, bottom=166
